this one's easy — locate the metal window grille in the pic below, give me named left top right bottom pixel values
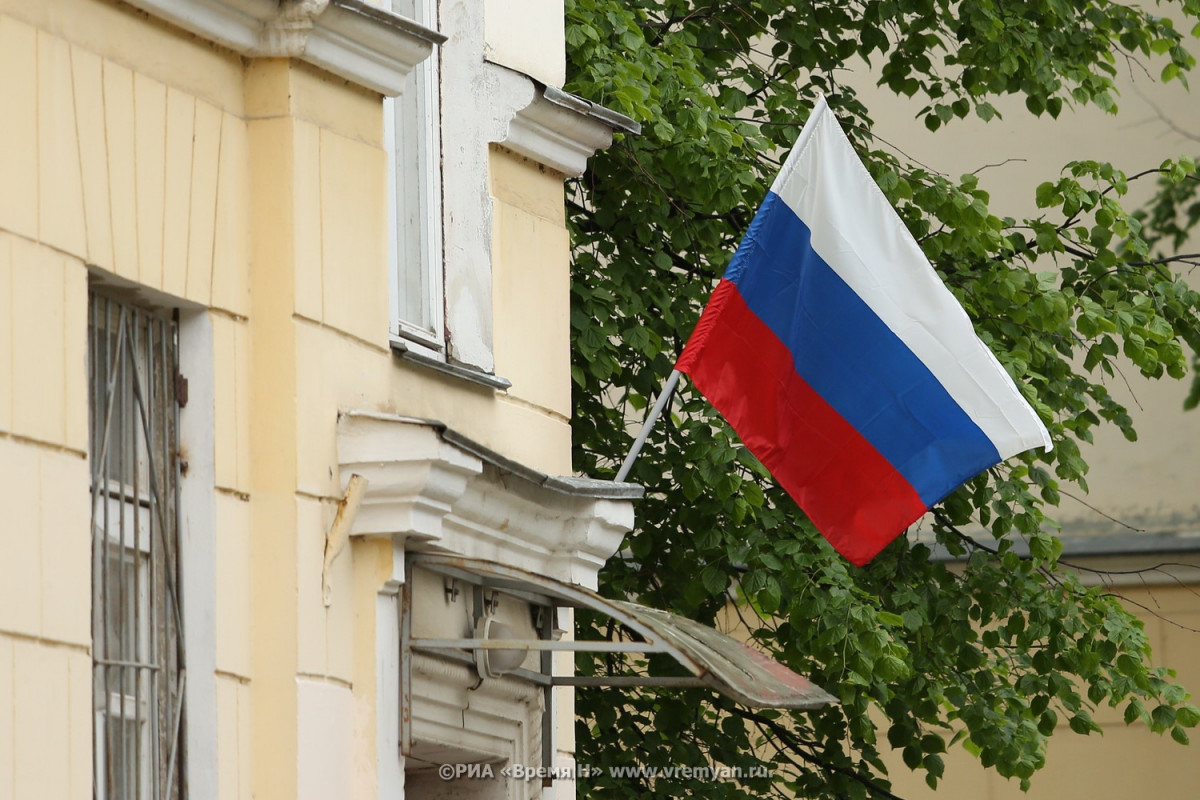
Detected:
left=89, top=292, right=186, bottom=800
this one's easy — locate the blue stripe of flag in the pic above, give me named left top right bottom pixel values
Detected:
left=725, top=191, right=1001, bottom=507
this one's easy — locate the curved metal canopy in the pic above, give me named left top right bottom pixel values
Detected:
left=407, top=553, right=836, bottom=710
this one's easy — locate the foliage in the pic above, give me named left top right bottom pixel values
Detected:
left=564, top=0, right=1200, bottom=797
left=1135, top=160, right=1200, bottom=407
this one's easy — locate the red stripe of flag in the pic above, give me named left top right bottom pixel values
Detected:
left=677, top=280, right=927, bottom=565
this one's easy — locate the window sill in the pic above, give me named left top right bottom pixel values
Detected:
left=391, top=338, right=512, bottom=391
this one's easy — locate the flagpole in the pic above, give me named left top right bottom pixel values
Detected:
left=615, top=369, right=682, bottom=482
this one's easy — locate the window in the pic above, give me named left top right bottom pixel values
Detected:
left=387, top=0, right=444, bottom=358
left=89, top=291, right=186, bottom=800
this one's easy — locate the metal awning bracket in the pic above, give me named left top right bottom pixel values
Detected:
left=401, top=553, right=837, bottom=711
left=399, top=552, right=837, bottom=783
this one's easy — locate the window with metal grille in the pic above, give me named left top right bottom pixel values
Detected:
left=89, top=291, right=186, bottom=800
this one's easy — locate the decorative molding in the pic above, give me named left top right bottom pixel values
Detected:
left=123, top=0, right=277, bottom=53
left=336, top=411, right=638, bottom=589
left=122, top=0, right=444, bottom=96
left=302, top=0, right=446, bottom=95
left=412, top=653, right=543, bottom=707
left=409, top=652, right=543, bottom=800
left=256, top=0, right=328, bottom=56
left=502, top=81, right=641, bottom=177
left=339, top=417, right=482, bottom=542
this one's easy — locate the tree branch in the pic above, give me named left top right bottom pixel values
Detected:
left=727, top=706, right=910, bottom=800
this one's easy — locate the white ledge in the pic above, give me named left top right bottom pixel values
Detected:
left=123, top=0, right=444, bottom=95
left=501, top=78, right=641, bottom=177
left=125, top=0, right=276, bottom=52
left=336, top=411, right=639, bottom=589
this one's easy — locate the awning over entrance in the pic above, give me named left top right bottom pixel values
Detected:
left=338, top=411, right=836, bottom=772
left=406, top=553, right=836, bottom=710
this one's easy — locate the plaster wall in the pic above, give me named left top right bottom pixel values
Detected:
left=485, top=0, right=566, bottom=86
left=0, top=0, right=584, bottom=798
left=882, top=582, right=1200, bottom=799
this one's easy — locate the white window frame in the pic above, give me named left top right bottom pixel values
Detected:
left=177, top=309, right=218, bottom=800
left=387, top=0, right=445, bottom=360
left=95, top=532, right=153, bottom=800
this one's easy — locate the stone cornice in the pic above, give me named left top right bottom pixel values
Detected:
left=336, top=411, right=638, bottom=589
left=122, top=0, right=444, bottom=95
left=499, top=73, right=642, bottom=177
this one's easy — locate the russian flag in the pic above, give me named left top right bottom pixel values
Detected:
left=676, top=96, right=1052, bottom=566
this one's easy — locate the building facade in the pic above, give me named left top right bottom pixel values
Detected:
left=0, top=0, right=643, bottom=797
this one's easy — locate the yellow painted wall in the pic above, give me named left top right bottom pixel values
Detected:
left=882, top=582, right=1200, bottom=799
left=0, top=0, right=582, bottom=798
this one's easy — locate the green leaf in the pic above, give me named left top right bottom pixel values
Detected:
left=1068, top=714, right=1098, bottom=735
left=1152, top=705, right=1177, bottom=731
left=700, top=565, right=727, bottom=596
left=878, top=611, right=905, bottom=627
left=1175, top=705, right=1200, bottom=728
left=565, top=2, right=1200, bottom=796
left=1036, top=181, right=1060, bottom=208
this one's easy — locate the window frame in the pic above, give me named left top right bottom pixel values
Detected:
left=89, top=291, right=186, bottom=800
left=387, top=0, right=445, bottom=360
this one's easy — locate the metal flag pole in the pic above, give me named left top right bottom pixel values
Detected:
left=615, top=369, right=682, bottom=482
